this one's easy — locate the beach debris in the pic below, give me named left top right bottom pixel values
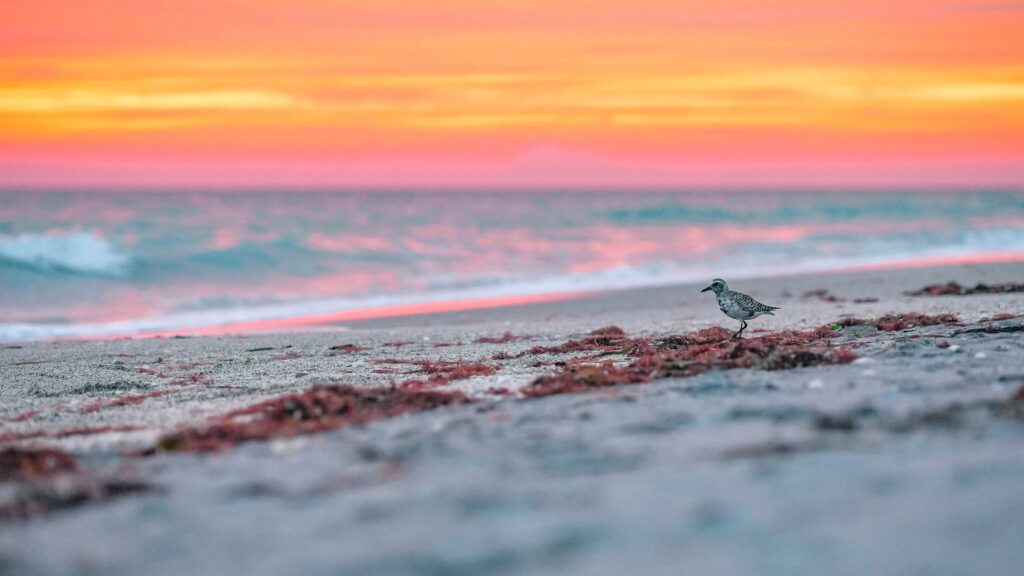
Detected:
left=525, top=362, right=652, bottom=397
left=328, top=344, right=369, bottom=353
left=0, top=476, right=155, bottom=520
left=906, top=282, right=1024, bottom=297
left=0, top=447, right=78, bottom=482
left=513, top=326, right=635, bottom=359
left=1, top=450, right=150, bottom=522
left=150, top=384, right=472, bottom=453
left=371, top=359, right=497, bottom=390
left=802, top=289, right=845, bottom=303
left=246, top=347, right=275, bottom=352
left=834, top=312, right=960, bottom=331
left=473, top=331, right=525, bottom=344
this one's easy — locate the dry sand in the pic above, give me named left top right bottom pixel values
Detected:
left=1, top=262, right=1023, bottom=575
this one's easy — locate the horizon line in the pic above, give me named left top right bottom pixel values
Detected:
left=4, top=184, right=1024, bottom=194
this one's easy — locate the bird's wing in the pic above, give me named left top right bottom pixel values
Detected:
left=734, top=292, right=779, bottom=313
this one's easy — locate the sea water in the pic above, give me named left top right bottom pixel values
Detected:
left=1, top=190, right=1021, bottom=341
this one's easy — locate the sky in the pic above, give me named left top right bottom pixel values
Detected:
left=2, top=0, right=1023, bottom=189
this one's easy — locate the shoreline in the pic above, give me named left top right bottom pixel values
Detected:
left=5, top=253, right=1023, bottom=345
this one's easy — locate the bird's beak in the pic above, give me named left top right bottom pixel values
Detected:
left=700, top=286, right=712, bottom=293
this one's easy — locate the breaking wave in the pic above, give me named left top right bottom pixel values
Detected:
left=0, top=232, right=131, bottom=277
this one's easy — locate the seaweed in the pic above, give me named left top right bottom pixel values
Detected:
left=473, top=332, right=524, bottom=344
left=390, top=360, right=498, bottom=390
left=0, top=447, right=78, bottom=482
left=150, top=384, right=472, bottom=453
left=0, top=476, right=154, bottom=520
left=523, top=322, right=861, bottom=398
left=834, top=312, right=960, bottom=332
left=524, top=362, right=651, bottom=397
left=906, top=282, right=1024, bottom=296
left=523, top=326, right=633, bottom=357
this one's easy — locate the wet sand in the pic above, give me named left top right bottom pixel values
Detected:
left=2, top=262, right=1023, bottom=575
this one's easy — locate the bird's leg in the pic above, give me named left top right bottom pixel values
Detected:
left=732, top=320, right=748, bottom=340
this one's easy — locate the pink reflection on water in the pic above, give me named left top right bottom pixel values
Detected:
left=829, top=251, right=1024, bottom=273
left=306, top=231, right=394, bottom=252
left=76, top=290, right=595, bottom=341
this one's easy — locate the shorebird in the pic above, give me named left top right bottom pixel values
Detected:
left=700, top=278, right=779, bottom=339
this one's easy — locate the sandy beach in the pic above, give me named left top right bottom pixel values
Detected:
left=2, top=261, right=1024, bottom=575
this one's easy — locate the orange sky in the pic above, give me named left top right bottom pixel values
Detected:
left=2, top=0, right=1023, bottom=188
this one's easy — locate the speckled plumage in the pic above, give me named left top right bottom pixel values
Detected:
left=700, top=278, right=779, bottom=339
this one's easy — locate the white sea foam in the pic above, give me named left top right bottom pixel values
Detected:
left=0, top=231, right=131, bottom=276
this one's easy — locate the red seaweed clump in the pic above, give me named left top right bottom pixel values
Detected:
left=523, top=325, right=633, bottom=357
left=523, top=322, right=860, bottom=398
left=835, top=312, right=960, bottom=331
left=392, top=360, right=498, bottom=390
left=473, top=332, right=524, bottom=344
left=524, top=362, right=652, bottom=397
left=151, top=384, right=472, bottom=453
left=0, top=447, right=78, bottom=482
left=906, top=282, right=1024, bottom=297
left=633, top=332, right=858, bottom=379
left=655, top=326, right=737, bottom=349
left=589, top=325, right=627, bottom=337
left=0, top=476, right=154, bottom=520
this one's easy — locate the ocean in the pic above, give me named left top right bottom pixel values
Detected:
left=1, top=190, right=1022, bottom=342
